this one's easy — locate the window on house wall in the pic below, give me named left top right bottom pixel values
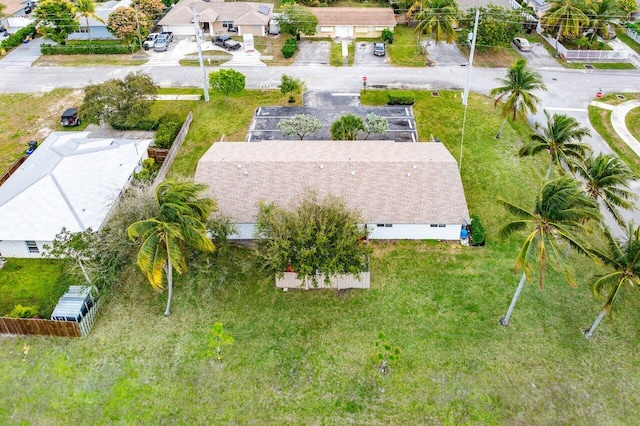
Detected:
left=430, top=224, right=438, bottom=227
left=25, top=241, right=39, bottom=254
left=438, top=224, right=446, bottom=227
left=377, top=224, right=393, bottom=228
left=78, top=26, right=89, bottom=34
left=223, top=21, right=234, bottom=28
left=374, top=26, right=386, bottom=31
left=355, top=26, right=368, bottom=33
left=320, top=26, right=334, bottom=32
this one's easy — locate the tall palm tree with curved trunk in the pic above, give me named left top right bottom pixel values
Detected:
left=128, top=180, right=216, bottom=316
left=519, top=111, right=592, bottom=178
left=490, top=59, right=547, bottom=139
left=573, top=153, right=637, bottom=227
left=413, top=0, right=460, bottom=45
left=542, top=0, right=590, bottom=53
left=584, top=224, right=640, bottom=338
left=499, top=176, right=601, bottom=326
left=585, top=0, right=622, bottom=42
left=72, top=0, right=104, bottom=42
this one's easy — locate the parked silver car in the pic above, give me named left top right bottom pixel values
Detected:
left=153, top=32, right=174, bottom=52
left=513, top=37, right=532, bottom=52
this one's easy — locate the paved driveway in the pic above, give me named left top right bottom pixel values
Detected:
left=424, top=41, right=467, bottom=66
left=293, top=41, right=330, bottom=65
left=354, top=41, right=388, bottom=66
left=0, top=37, right=45, bottom=67
left=513, top=42, right=561, bottom=68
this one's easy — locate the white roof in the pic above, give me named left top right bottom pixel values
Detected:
left=0, top=132, right=151, bottom=241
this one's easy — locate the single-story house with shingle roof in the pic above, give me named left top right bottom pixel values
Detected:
left=158, top=0, right=273, bottom=37
left=194, top=140, right=470, bottom=240
left=0, top=132, right=151, bottom=258
left=309, top=7, right=396, bottom=39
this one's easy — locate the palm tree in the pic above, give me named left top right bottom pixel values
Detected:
left=72, top=0, right=104, bottom=42
left=127, top=180, right=216, bottom=316
left=490, top=59, right=547, bottom=139
left=413, top=0, right=460, bottom=45
left=573, top=153, right=638, bottom=227
left=585, top=0, right=622, bottom=42
left=584, top=224, right=640, bottom=338
left=499, top=176, right=601, bottom=326
left=542, top=0, right=590, bottom=53
left=519, top=111, right=592, bottom=178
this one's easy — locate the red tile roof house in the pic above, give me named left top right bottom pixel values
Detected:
left=194, top=140, right=470, bottom=241
left=158, top=0, right=273, bottom=37
left=308, top=7, right=396, bottom=39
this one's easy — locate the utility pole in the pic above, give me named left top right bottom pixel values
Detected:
left=192, top=8, right=210, bottom=102
left=459, top=8, right=480, bottom=171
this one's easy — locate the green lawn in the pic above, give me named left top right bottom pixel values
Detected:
left=0, top=259, right=69, bottom=318
left=617, top=30, right=640, bottom=55
left=33, top=54, right=149, bottom=67
left=387, top=25, right=426, bottom=67
left=329, top=40, right=355, bottom=66
left=1, top=89, right=639, bottom=423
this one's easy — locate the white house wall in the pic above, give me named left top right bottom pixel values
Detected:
left=228, top=223, right=462, bottom=241
left=0, top=240, right=51, bottom=258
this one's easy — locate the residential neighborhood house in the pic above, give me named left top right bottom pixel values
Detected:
left=0, top=132, right=151, bottom=258
left=158, top=0, right=273, bottom=37
left=310, top=7, right=396, bottom=39
left=194, top=140, right=470, bottom=240
left=0, top=0, right=37, bottom=33
left=68, top=0, right=133, bottom=40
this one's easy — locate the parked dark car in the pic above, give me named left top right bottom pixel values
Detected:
left=373, top=42, right=386, bottom=57
left=61, top=108, right=80, bottom=127
left=214, top=35, right=241, bottom=51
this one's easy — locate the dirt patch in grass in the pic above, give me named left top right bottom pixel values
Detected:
left=254, top=35, right=296, bottom=65
left=460, top=46, right=521, bottom=68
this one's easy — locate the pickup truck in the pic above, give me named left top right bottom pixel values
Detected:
left=153, top=32, right=174, bottom=52
left=213, top=35, right=241, bottom=51
left=143, top=33, right=159, bottom=50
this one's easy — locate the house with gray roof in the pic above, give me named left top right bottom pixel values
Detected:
left=0, top=132, right=151, bottom=258
left=158, top=0, right=273, bottom=37
left=194, top=140, right=470, bottom=240
left=67, top=0, right=134, bottom=41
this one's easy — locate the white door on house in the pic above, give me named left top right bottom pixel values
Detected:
left=336, top=26, right=352, bottom=38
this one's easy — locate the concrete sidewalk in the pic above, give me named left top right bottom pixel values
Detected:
left=609, top=99, right=640, bottom=157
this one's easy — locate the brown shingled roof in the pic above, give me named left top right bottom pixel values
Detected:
left=194, top=141, right=470, bottom=225
left=311, top=7, right=397, bottom=27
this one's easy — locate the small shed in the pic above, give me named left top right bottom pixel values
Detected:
left=51, top=286, right=97, bottom=322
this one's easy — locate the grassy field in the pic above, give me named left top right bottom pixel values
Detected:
left=1, top=89, right=639, bottom=423
left=330, top=40, right=355, bottom=66
left=33, top=54, right=148, bottom=67
left=387, top=25, right=426, bottom=67
left=588, top=93, right=640, bottom=176
left=626, top=105, right=640, bottom=141
left=0, top=259, right=69, bottom=318
left=617, top=31, right=640, bottom=55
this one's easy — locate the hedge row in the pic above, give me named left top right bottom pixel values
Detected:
left=281, top=38, right=298, bottom=59
left=41, top=43, right=138, bottom=55
left=387, top=91, right=415, bottom=105
left=0, top=25, right=36, bottom=51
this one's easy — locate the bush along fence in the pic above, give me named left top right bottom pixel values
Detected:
left=276, top=272, right=371, bottom=290
left=0, top=25, right=36, bottom=53
left=152, top=111, right=193, bottom=186
left=41, top=42, right=138, bottom=55
left=0, top=300, right=101, bottom=338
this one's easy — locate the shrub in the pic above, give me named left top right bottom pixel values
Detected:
left=470, top=214, right=486, bottom=246
left=387, top=91, right=415, bottom=105
left=7, top=304, right=39, bottom=318
left=281, top=38, right=298, bottom=58
left=1, top=25, right=36, bottom=51
left=134, top=158, right=159, bottom=182
left=41, top=42, right=137, bottom=55
left=154, top=113, right=183, bottom=149
left=382, top=28, right=394, bottom=44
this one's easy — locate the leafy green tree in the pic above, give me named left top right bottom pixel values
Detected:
left=498, top=176, right=601, bottom=326
left=518, top=111, right=592, bottom=177
left=276, top=3, right=318, bottom=39
left=34, top=0, right=79, bottom=43
left=209, top=69, right=246, bottom=102
left=363, top=113, right=390, bottom=140
left=278, top=114, right=322, bottom=140
left=127, top=180, right=216, bottom=316
left=414, top=0, right=460, bottom=44
left=573, top=153, right=638, bottom=226
left=585, top=0, right=622, bottom=41
left=44, top=228, right=96, bottom=284
left=278, top=74, right=305, bottom=102
left=72, top=0, right=104, bottom=42
left=330, top=114, right=365, bottom=140
left=542, top=0, right=590, bottom=49
left=457, top=5, right=523, bottom=52
left=617, top=0, right=637, bottom=19
left=255, top=193, right=371, bottom=286
left=490, top=58, right=547, bottom=139
left=107, top=6, right=148, bottom=43
left=81, top=71, right=158, bottom=129
left=584, top=224, right=640, bottom=338
left=207, top=322, right=235, bottom=361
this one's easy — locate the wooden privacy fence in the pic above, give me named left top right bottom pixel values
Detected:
left=153, top=111, right=193, bottom=186
left=0, top=300, right=101, bottom=338
left=276, top=272, right=370, bottom=290
left=0, top=155, right=28, bottom=187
